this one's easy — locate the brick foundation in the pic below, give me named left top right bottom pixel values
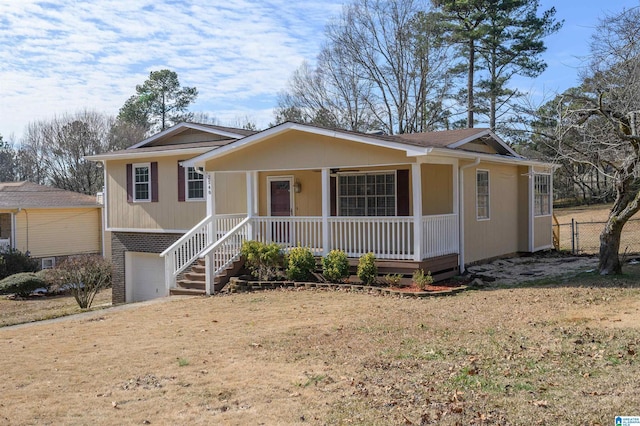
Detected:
left=111, top=232, right=182, bottom=304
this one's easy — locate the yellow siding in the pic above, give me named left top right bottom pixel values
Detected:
left=534, top=216, right=553, bottom=249
left=14, top=208, right=102, bottom=257
left=106, top=155, right=206, bottom=230
left=458, top=141, right=499, bottom=154
left=463, top=162, right=521, bottom=263
left=204, top=130, right=412, bottom=172
left=422, top=164, right=453, bottom=214
left=215, top=173, right=247, bottom=214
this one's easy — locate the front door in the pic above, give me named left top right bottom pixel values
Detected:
left=269, top=177, right=293, bottom=243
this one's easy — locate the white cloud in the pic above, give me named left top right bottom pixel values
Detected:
left=0, top=0, right=343, bottom=139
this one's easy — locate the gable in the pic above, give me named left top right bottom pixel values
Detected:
left=203, top=129, right=413, bottom=172
left=144, top=128, right=235, bottom=147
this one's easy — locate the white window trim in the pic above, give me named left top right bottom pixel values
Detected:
left=185, top=166, right=205, bottom=201
left=41, top=257, right=56, bottom=269
left=476, top=169, right=490, bottom=221
left=337, top=170, right=397, bottom=217
left=133, top=162, right=151, bottom=202
left=534, top=173, right=552, bottom=217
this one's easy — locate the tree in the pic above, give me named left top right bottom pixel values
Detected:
left=433, top=0, right=562, bottom=130
left=275, top=0, right=454, bottom=134
left=46, top=255, right=112, bottom=308
left=548, top=6, right=640, bottom=275
left=0, top=134, right=17, bottom=182
left=17, top=111, right=142, bottom=194
left=118, top=70, right=198, bottom=132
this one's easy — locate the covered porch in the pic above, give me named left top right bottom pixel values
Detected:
left=162, top=159, right=461, bottom=293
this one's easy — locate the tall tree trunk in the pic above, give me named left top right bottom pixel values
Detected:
left=467, top=39, right=475, bottom=128
left=598, top=216, right=624, bottom=275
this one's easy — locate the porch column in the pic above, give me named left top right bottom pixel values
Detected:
left=321, top=168, right=330, bottom=255
left=205, top=172, right=215, bottom=295
left=246, top=171, right=255, bottom=240
left=412, top=163, right=423, bottom=261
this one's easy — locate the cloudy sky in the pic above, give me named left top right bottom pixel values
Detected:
left=0, top=0, right=638, bottom=142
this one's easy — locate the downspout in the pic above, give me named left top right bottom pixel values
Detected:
left=458, top=157, right=481, bottom=273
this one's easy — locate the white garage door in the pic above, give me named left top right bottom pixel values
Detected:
left=125, top=252, right=166, bottom=303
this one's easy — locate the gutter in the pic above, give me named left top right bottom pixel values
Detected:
left=458, top=157, right=481, bottom=273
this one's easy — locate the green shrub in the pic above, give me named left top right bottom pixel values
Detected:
left=0, top=272, right=47, bottom=297
left=412, top=269, right=433, bottom=290
left=384, top=273, right=404, bottom=287
left=240, top=240, right=284, bottom=281
left=357, top=252, right=377, bottom=285
left=322, top=249, right=349, bottom=283
left=286, top=246, right=316, bottom=281
left=46, top=255, right=113, bottom=309
left=0, top=249, right=39, bottom=280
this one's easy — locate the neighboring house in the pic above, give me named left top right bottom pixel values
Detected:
left=88, top=122, right=554, bottom=304
left=0, top=181, right=103, bottom=269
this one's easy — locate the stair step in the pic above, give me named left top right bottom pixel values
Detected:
left=170, top=287, right=205, bottom=296
left=177, top=280, right=206, bottom=290
left=184, top=271, right=206, bottom=281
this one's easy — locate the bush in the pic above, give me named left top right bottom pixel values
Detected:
left=47, top=255, right=113, bottom=309
left=412, top=269, right=433, bottom=290
left=240, top=240, right=284, bottom=281
left=286, top=246, right=316, bottom=281
left=357, top=252, right=378, bottom=285
left=0, top=272, right=47, bottom=297
left=322, top=249, right=349, bottom=283
left=0, top=249, right=39, bottom=280
left=384, top=273, right=404, bottom=287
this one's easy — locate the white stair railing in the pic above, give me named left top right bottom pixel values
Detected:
left=202, top=217, right=252, bottom=277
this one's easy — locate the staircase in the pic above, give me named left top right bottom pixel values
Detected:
left=169, top=257, right=246, bottom=296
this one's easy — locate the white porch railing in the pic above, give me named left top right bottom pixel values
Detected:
left=161, top=213, right=246, bottom=289
left=161, top=213, right=460, bottom=291
left=202, top=216, right=252, bottom=280
left=253, top=216, right=323, bottom=255
left=422, top=214, right=459, bottom=257
left=0, top=238, right=10, bottom=252
left=329, top=217, right=414, bottom=260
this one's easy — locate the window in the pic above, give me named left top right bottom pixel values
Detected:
left=535, top=174, right=551, bottom=216
left=133, top=163, right=151, bottom=202
left=186, top=167, right=204, bottom=200
left=41, top=257, right=56, bottom=270
left=476, top=170, right=489, bottom=219
left=338, top=172, right=396, bottom=216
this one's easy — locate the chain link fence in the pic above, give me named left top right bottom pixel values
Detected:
left=554, top=218, right=640, bottom=255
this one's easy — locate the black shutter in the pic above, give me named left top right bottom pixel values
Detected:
left=126, top=163, right=133, bottom=203
left=177, top=162, right=185, bottom=202
left=330, top=176, right=337, bottom=216
left=396, top=169, right=410, bottom=216
left=151, top=162, right=159, bottom=202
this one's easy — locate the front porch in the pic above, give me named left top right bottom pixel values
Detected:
left=162, top=209, right=460, bottom=294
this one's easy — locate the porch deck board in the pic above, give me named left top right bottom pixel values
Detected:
left=346, top=253, right=459, bottom=282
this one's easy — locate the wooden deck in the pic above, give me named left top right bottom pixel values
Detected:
left=348, top=253, right=459, bottom=282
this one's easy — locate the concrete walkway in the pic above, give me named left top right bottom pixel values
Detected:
left=1, top=295, right=195, bottom=331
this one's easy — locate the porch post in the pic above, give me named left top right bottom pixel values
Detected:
left=205, top=172, right=214, bottom=296
left=246, top=171, right=255, bottom=240
left=412, top=162, right=423, bottom=261
left=321, top=168, right=330, bottom=255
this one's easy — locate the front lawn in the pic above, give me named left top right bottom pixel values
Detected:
left=0, top=271, right=639, bottom=424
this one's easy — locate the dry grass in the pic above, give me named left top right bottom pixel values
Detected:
left=1, top=269, right=640, bottom=425
left=0, top=289, right=112, bottom=327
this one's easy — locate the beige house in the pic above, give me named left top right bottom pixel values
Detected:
left=89, top=122, right=553, bottom=304
left=0, top=181, right=103, bottom=269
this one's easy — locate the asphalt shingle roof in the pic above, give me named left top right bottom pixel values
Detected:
left=0, top=182, right=100, bottom=209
